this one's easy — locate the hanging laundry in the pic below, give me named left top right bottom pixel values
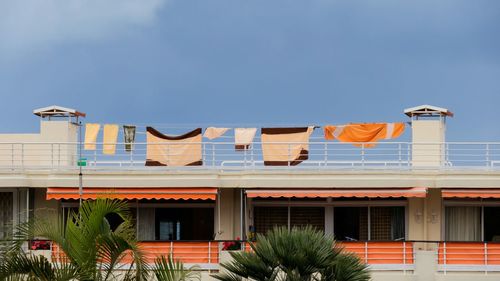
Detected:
left=261, top=126, right=314, bottom=166
left=204, top=127, right=230, bottom=140
left=84, top=123, right=100, bottom=150
left=123, top=125, right=136, bottom=152
left=324, top=123, right=405, bottom=147
left=234, top=128, right=257, bottom=150
left=103, top=124, right=119, bottom=155
left=145, top=127, right=203, bottom=166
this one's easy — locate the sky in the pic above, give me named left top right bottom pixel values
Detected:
left=0, top=0, right=499, bottom=141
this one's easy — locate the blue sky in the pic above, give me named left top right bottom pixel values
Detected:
left=0, top=0, right=499, bottom=141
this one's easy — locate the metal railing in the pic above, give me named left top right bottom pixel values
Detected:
left=340, top=241, right=414, bottom=272
left=19, top=240, right=500, bottom=273
left=1, top=141, right=500, bottom=170
left=438, top=242, right=500, bottom=273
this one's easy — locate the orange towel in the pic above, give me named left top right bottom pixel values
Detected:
left=324, top=123, right=404, bottom=147
left=203, top=127, right=230, bottom=140
left=261, top=126, right=314, bottom=166
left=146, top=127, right=203, bottom=166
left=103, top=124, right=119, bottom=155
left=84, top=123, right=100, bottom=150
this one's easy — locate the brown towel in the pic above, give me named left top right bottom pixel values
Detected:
left=261, top=126, right=314, bottom=166
left=146, top=127, right=203, bottom=166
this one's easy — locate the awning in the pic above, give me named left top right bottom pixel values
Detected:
left=47, top=187, right=218, bottom=200
left=442, top=188, right=500, bottom=199
left=246, top=187, right=427, bottom=198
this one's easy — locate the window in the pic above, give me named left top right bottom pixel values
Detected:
left=334, top=207, right=368, bottom=241
left=445, top=206, right=500, bottom=242
left=254, top=207, right=288, bottom=234
left=334, top=206, right=405, bottom=241
left=253, top=206, right=325, bottom=234
left=154, top=208, right=214, bottom=240
left=484, top=207, right=500, bottom=241
left=0, top=192, right=13, bottom=239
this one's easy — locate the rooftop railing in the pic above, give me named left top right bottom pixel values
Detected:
left=1, top=141, right=500, bottom=170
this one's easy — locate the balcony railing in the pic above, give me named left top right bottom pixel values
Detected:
left=1, top=141, right=500, bottom=170
left=438, top=242, right=500, bottom=273
left=341, top=241, right=414, bottom=271
left=51, top=241, right=220, bottom=270
left=26, top=240, right=500, bottom=273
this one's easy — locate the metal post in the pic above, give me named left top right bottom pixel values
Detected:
left=361, top=144, right=365, bottom=167
left=241, top=189, right=244, bottom=240
left=324, top=143, right=328, bottom=167
left=212, top=143, right=215, bottom=167
left=398, top=143, right=402, bottom=167
left=443, top=242, right=447, bottom=275
left=364, top=242, right=368, bottom=264
left=403, top=241, right=406, bottom=275
left=288, top=144, right=291, bottom=167
left=485, top=242, right=488, bottom=275
left=208, top=241, right=212, bottom=264
left=78, top=121, right=83, bottom=207
left=486, top=143, right=490, bottom=167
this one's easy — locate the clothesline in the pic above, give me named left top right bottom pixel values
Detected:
left=83, top=123, right=407, bottom=166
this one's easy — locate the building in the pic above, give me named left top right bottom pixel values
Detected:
left=1, top=104, right=500, bottom=281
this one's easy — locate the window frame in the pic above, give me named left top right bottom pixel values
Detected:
left=250, top=198, right=408, bottom=241
left=443, top=200, right=500, bottom=242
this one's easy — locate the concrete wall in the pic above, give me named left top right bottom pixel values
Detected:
left=412, top=119, right=446, bottom=167
left=0, top=120, right=78, bottom=167
left=215, top=189, right=242, bottom=240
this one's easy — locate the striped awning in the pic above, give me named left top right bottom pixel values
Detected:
left=246, top=187, right=427, bottom=198
left=46, top=187, right=218, bottom=200
left=442, top=188, right=500, bottom=199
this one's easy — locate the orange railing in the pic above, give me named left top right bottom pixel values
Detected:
left=244, top=241, right=413, bottom=268
left=438, top=242, right=500, bottom=266
left=52, top=241, right=219, bottom=268
left=340, top=241, right=414, bottom=265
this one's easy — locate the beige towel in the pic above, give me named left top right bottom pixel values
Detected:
left=204, top=127, right=230, bottom=140
left=146, top=127, right=203, bottom=166
left=261, top=126, right=314, bottom=166
left=103, top=124, right=119, bottom=155
left=84, top=123, right=100, bottom=150
left=234, top=128, right=257, bottom=150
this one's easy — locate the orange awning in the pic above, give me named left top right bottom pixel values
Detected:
left=246, top=187, right=427, bottom=198
left=47, top=187, right=217, bottom=200
left=442, top=189, right=500, bottom=199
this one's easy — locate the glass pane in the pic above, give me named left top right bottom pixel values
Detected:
left=445, top=206, right=481, bottom=241
left=290, top=207, right=325, bottom=231
left=370, top=206, right=405, bottom=241
left=0, top=193, right=13, bottom=239
left=155, top=208, right=214, bottom=240
left=484, top=207, right=500, bottom=242
left=254, top=207, right=288, bottom=234
left=334, top=207, right=368, bottom=241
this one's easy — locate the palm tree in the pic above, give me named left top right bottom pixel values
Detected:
left=152, top=255, right=201, bottom=281
left=0, top=198, right=147, bottom=281
left=212, top=226, right=370, bottom=281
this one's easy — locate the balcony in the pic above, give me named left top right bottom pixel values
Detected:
left=1, top=141, right=500, bottom=171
